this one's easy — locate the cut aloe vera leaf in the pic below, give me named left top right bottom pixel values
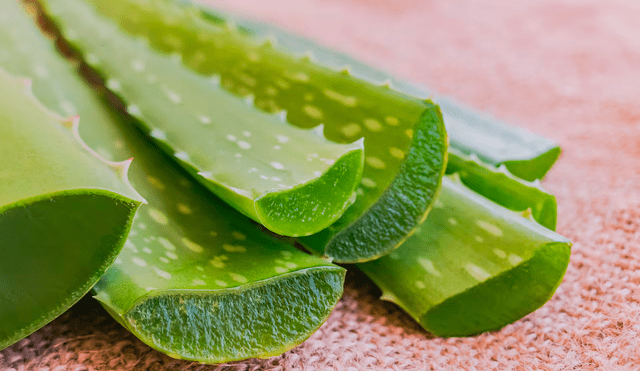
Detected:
left=40, top=0, right=365, bottom=238
left=446, top=148, right=557, bottom=230
left=75, top=0, right=448, bottom=263
left=437, top=100, right=561, bottom=182
left=189, top=2, right=561, bottom=181
left=0, top=66, right=143, bottom=349
left=357, top=176, right=571, bottom=337
left=2, top=2, right=345, bottom=362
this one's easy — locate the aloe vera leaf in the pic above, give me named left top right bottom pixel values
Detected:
left=2, top=1, right=346, bottom=362
left=0, top=65, right=144, bottom=349
left=39, top=0, right=366, bottom=238
left=437, top=102, right=561, bottom=182
left=156, top=0, right=566, bottom=336
left=357, top=176, right=571, bottom=337
left=188, top=2, right=561, bottom=182
left=446, top=148, right=557, bottom=230
left=74, top=0, right=448, bottom=263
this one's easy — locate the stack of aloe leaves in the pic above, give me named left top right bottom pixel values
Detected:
left=0, top=0, right=571, bottom=363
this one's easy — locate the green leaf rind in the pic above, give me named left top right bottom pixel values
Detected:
left=446, top=148, right=558, bottom=230
left=358, top=176, right=571, bottom=337
left=308, top=103, right=447, bottom=262
left=421, top=241, right=569, bottom=337
left=0, top=67, right=143, bottom=349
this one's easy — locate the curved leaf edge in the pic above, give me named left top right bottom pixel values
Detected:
left=95, top=266, right=346, bottom=363
left=321, top=101, right=448, bottom=263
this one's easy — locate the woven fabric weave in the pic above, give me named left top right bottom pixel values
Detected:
left=2, top=0, right=639, bottom=369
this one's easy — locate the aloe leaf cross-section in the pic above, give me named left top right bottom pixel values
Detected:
left=358, top=176, right=571, bottom=337
left=0, top=66, right=144, bottom=349
left=71, top=0, right=449, bottom=263
left=40, top=0, right=365, bottom=238
left=2, top=1, right=345, bottom=362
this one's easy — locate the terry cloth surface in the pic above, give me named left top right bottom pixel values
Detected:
left=2, top=0, right=640, bottom=369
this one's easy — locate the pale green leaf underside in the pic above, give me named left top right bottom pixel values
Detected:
left=191, top=1, right=562, bottom=181
left=358, top=176, right=570, bottom=337
left=1, top=2, right=345, bottom=362
left=0, top=64, right=142, bottom=349
left=42, top=0, right=366, bottom=237
left=78, top=0, right=448, bottom=263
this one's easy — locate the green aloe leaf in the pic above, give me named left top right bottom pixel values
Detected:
left=1, top=2, right=345, bottom=362
left=175, top=2, right=568, bottom=336
left=185, top=1, right=569, bottom=336
left=446, top=148, right=557, bottom=230
left=40, top=0, right=366, bottom=238
left=358, top=176, right=571, bottom=337
left=438, top=101, right=560, bottom=182
left=0, top=66, right=143, bottom=349
left=67, top=0, right=568, bottom=338
left=69, top=0, right=448, bottom=263
left=190, top=1, right=561, bottom=181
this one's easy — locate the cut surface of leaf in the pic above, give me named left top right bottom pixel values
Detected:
left=77, top=0, right=448, bottom=262
left=446, top=148, right=557, bottom=230
left=41, top=0, right=365, bottom=237
left=190, top=1, right=561, bottom=181
left=4, top=1, right=345, bottom=362
left=0, top=65, right=142, bottom=349
left=358, top=176, right=571, bottom=337
left=100, top=267, right=343, bottom=361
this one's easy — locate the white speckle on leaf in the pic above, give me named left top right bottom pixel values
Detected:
left=477, top=220, right=504, bottom=237
left=132, top=257, right=147, bottom=267
left=465, top=263, right=491, bottom=282
left=418, top=258, right=442, bottom=277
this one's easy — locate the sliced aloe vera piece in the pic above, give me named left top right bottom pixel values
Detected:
left=438, top=102, right=560, bottom=182
left=40, top=0, right=365, bottom=238
left=74, top=0, right=448, bottom=263
left=2, top=3, right=345, bottom=362
left=358, top=176, right=571, bottom=337
left=0, top=66, right=143, bottom=349
left=446, top=148, right=557, bottom=230
left=189, top=2, right=560, bottom=181
left=179, top=0, right=566, bottom=335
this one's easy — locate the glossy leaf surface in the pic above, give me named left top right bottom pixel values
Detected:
left=75, top=0, right=448, bottom=262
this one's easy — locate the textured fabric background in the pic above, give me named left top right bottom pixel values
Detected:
left=2, top=0, right=640, bottom=369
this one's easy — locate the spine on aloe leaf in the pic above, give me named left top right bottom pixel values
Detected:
left=0, top=66, right=143, bottom=350
left=3, top=0, right=345, bottom=362
left=189, top=1, right=562, bottom=181
left=357, top=176, right=571, bottom=337
left=40, top=0, right=366, bottom=238
left=67, top=0, right=448, bottom=263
